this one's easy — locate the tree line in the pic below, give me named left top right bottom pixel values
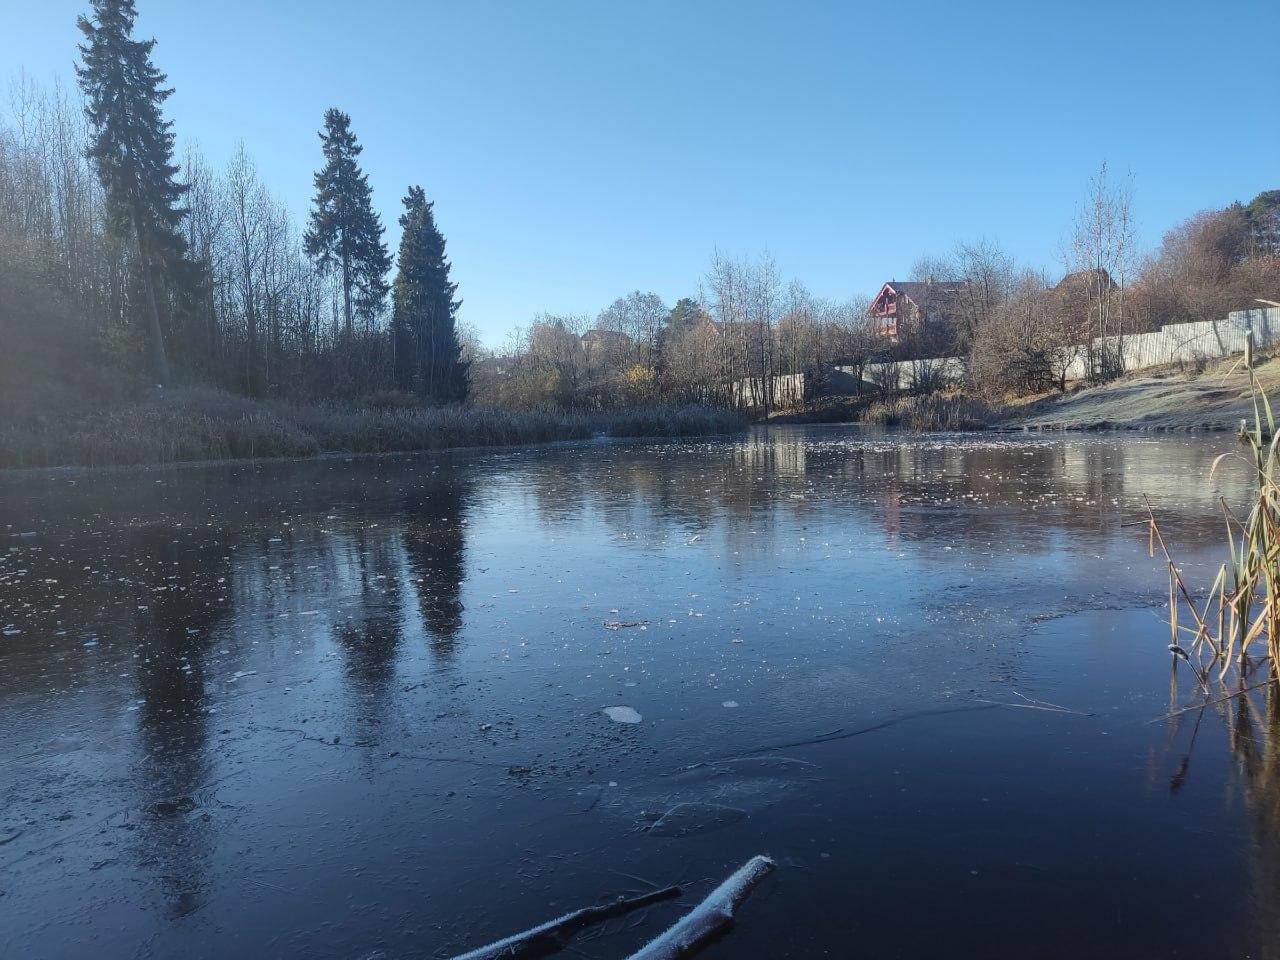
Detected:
left=0, top=0, right=466, bottom=406
left=955, top=168, right=1279, bottom=397
left=2, top=0, right=1277, bottom=420
left=473, top=170, right=1278, bottom=413
left=472, top=263, right=880, bottom=411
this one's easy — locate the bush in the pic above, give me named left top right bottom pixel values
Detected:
left=862, top=393, right=994, bottom=431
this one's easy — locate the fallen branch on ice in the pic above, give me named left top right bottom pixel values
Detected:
left=448, top=884, right=681, bottom=960
left=972, top=698, right=1089, bottom=716
left=624, top=855, right=775, bottom=960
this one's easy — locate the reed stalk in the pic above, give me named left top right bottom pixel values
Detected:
left=1147, top=361, right=1280, bottom=686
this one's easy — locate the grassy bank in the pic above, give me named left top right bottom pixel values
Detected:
left=860, top=393, right=994, bottom=431
left=1002, top=355, right=1280, bottom=432
left=766, top=392, right=996, bottom=430
left=0, top=388, right=748, bottom=470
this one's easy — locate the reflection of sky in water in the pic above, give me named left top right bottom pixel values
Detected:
left=0, top=429, right=1275, bottom=960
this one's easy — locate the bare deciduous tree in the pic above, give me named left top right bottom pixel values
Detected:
left=1070, top=161, right=1136, bottom=379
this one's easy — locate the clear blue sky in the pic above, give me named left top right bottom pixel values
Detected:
left=4, top=0, right=1278, bottom=345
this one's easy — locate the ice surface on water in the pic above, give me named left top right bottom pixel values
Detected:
left=0, top=430, right=1271, bottom=959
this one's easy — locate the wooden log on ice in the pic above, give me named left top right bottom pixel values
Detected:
left=448, top=884, right=681, bottom=960
left=624, top=855, right=775, bottom=960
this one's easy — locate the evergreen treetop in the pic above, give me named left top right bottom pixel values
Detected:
left=76, top=0, right=187, bottom=263
left=392, top=185, right=466, bottom=401
left=303, top=108, right=390, bottom=333
left=77, top=0, right=189, bottom=383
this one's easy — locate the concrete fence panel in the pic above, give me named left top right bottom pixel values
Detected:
left=843, top=307, right=1280, bottom=393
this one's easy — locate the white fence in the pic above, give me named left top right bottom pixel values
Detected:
left=729, top=372, right=806, bottom=409
left=836, top=307, right=1280, bottom=392
left=835, top=357, right=966, bottom=393
left=1059, top=307, right=1280, bottom=380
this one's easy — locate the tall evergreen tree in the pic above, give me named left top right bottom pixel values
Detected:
left=76, top=0, right=187, bottom=385
left=391, top=186, right=467, bottom=401
left=303, top=109, right=390, bottom=338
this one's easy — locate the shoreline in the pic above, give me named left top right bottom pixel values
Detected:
left=996, top=355, right=1276, bottom=433
left=0, top=388, right=747, bottom=474
left=0, top=421, right=750, bottom=480
left=8, top=354, right=1265, bottom=476
left=768, top=354, right=1273, bottom=435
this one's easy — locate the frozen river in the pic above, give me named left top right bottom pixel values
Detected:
left=2, top=426, right=1277, bottom=959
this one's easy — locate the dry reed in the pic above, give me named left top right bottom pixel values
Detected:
left=1146, top=361, right=1280, bottom=689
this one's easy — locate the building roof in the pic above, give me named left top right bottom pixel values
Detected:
left=883, top=280, right=967, bottom=303
left=870, top=280, right=968, bottom=318
left=1054, top=268, right=1116, bottom=293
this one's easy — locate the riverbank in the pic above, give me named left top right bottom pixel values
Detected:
left=765, top=354, right=1277, bottom=433
left=1001, top=354, right=1280, bottom=432
left=767, top=393, right=992, bottom=430
left=0, top=387, right=747, bottom=469
left=11, top=353, right=1263, bottom=471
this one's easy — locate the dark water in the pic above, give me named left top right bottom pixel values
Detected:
left=2, top=427, right=1278, bottom=959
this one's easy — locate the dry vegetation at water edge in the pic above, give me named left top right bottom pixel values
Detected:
left=1150, top=372, right=1280, bottom=684
left=861, top=393, right=994, bottom=431
left=0, top=390, right=746, bottom=470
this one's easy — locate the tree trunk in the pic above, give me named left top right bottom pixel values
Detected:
left=341, top=248, right=353, bottom=339
left=131, top=210, right=170, bottom=386
left=246, top=298, right=260, bottom=396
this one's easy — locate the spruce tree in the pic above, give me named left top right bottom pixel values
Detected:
left=303, top=109, right=390, bottom=337
left=391, top=186, right=467, bottom=401
left=668, top=297, right=704, bottom=332
left=76, top=0, right=187, bottom=385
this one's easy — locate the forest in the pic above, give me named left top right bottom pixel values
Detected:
left=1, top=0, right=1278, bottom=467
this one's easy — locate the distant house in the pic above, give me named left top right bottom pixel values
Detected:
left=1053, top=267, right=1118, bottom=333
left=868, top=279, right=967, bottom=341
left=1054, top=267, right=1116, bottom=298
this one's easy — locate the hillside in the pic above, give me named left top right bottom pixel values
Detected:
left=1002, top=355, right=1280, bottom=432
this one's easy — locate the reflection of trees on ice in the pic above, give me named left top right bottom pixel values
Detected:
left=402, top=474, right=471, bottom=661
left=515, top=434, right=1242, bottom=565
left=129, top=525, right=233, bottom=918
left=1229, top=683, right=1280, bottom=959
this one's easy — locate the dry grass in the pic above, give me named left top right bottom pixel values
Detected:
left=599, top=405, right=748, bottom=438
left=862, top=393, right=993, bottom=431
left=0, top=389, right=747, bottom=469
left=1147, top=363, right=1280, bottom=686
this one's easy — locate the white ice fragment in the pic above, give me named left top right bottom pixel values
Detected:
left=722, top=700, right=739, bottom=708
left=603, top=706, right=642, bottom=724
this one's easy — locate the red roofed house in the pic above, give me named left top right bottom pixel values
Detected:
left=868, top=279, right=968, bottom=342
